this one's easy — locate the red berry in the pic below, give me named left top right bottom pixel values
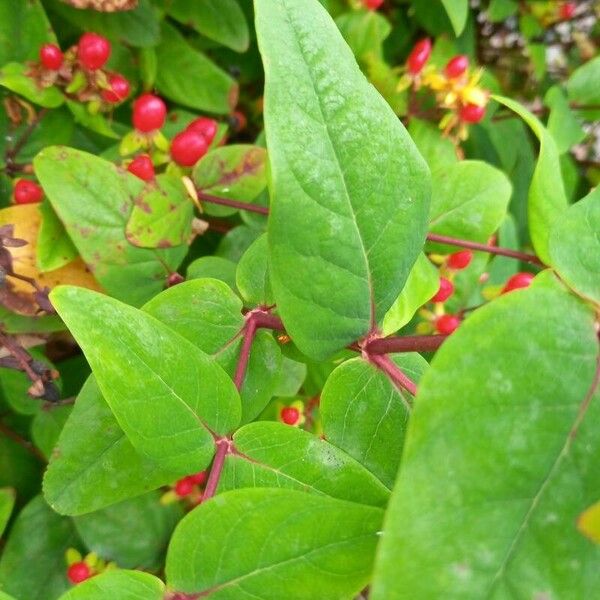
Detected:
left=189, top=471, right=208, bottom=486
left=435, top=314, right=461, bottom=335
left=67, top=562, right=92, bottom=585
left=186, top=117, right=218, bottom=146
left=14, top=179, right=43, bottom=204
left=502, top=272, right=535, bottom=294
left=39, top=44, right=63, bottom=70
left=77, top=32, right=111, bottom=71
left=170, top=130, right=208, bottom=167
left=431, top=277, right=454, bottom=303
left=132, top=93, right=167, bottom=133
left=447, top=250, right=473, bottom=270
left=406, top=38, right=432, bottom=75
left=460, top=104, right=486, bottom=123
left=167, top=273, right=185, bottom=287
left=174, top=477, right=195, bottom=497
left=444, top=55, right=469, bottom=79
left=102, top=74, right=130, bottom=104
left=280, top=406, right=301, bottom=426
left=363, top=0, right=384, bottom=9
left=127, top=154, right=154, bottom=181
left=559, top=2, right=576, bottom=20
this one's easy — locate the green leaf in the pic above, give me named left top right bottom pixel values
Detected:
left=216, top=224, right=262, bottom=262
left=37, top=200, right=78, bottom=272
left=0, top=308, right=64, bottom=334
left=371, top=272, right=600, bottom=599
left=236, top=234, right=273, bottom=306
left=166, top=488, right=384, bottom=598
left=66, top=100, right=120, bottom=139
left=335, top=9, right=391, bottom=61
left=166, top=0, right=249, bottom=52
left=382, top=253, right=439, bottom=334
left=0, top=435, right=42, bottom=501
left=56, top=570, right=164, bottom=600
left=493, top=95, right=568, bottom=264
left=0, top=488, right=15, bottom=538
left=44, top=377, right=179, bottom=516
left=0, top=63, right=63, bottom=108
left=408, top=118, right=458, bottom=174
left=545, top=86, right=586, bottom=154
left=567, top=55, right=600, bottom=107
left=31, top=404, right=72, bottom=459
left=0, top=496, right=79, bottom=600
left=186, top=256, right=238, bottom=291
left=50, top=286, right=241, bottom=472
left=34, top=146, right=186, bottom=306
left=427, top=160, right=511, bottom=252
left=125, top=174, right=193, bottom=249
left=549, top=186, right=600, bottom=305
left=73, top=491, right=182, bottom=570
left=156, top=23, right=238, bottom=115
left=194, top=145, right=268, bottom=217
left=0, top=0, right=55, bottom=65
left=321, top=353, right=428, bottom=488
left=143, top=279, right=281, bottom=423
left=256, top=0, right=430, bottom=359
left=441, top=0, right=469, bottom=36
left=220, top=422, right=390, bottom=506
left=487, top=0, right=518, bottom=22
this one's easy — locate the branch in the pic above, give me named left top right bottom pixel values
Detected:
left=366, top=353, right=417, bottom=398
left=233, top=317, right=257, bottom=389
left=197, top=191, right=269, bottom=215
left=365, top=334, right=447, bottom=354
left=201, top=438, right=231, bottom=502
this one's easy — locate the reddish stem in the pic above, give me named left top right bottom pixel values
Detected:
left=367, top=353, right=418, bottom=397
left=0, top=420, right=46, bottom=462
left=252, top=311, right=285, bottom=331
left=366, top=334, right=447, bottom=355
left=201, top=438, right=230, bottom=502
left=197, top=191, right=269, bottom=215
left=233, top=318, right=257, bottom=390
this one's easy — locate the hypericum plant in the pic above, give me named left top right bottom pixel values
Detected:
left=0, top=0, right=599, bottom=599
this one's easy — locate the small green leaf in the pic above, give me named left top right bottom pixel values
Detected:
left=73, top=491, right=182, bottom=570
left=66, top=100, right=120, bottom=139
left=194, top=145, right=268, bottom=217
left=0, top=63, right=63, bottom=108
left=335, top=9, right=391, bottom=61
left=0, top=435, right=42, bottom=502
left=441, top=0, right=469, bottom=36
left=166, top=0, right=249, bottom=53
left=493, top=95, right=567, bottom=264
left=0, top=488, right=15, bottom=538
left=56, top=570, right=164, bottom=600
left=545, top=86, right=586, bottom=154
left=0, top=496, right=79, bottom=600
left=408, top=118, right=458, bottom=174
left=236, top=234, right=273, bottom=306
left=186, top=256, right=238, bottom=291
left=256, top=0, right=430, bottom=359
left=166, top=488, right=384, bottom=599
left=50, top=286, right=242, bottom=472
left=321, top=353, right=428, bottom=488
left=220, top=422, right=390, bottom=506
left=37, top=200, right=78, bottom=272
left=125, top=174, right=193, bottom=249
left=567, top=55, right=600, bottom=107
left=156, top=23, right=238, bottom=115
left=549, top=186, right=600, bottom=305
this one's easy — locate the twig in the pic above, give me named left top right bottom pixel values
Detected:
left=233, top=317, right=257, bottom=389
left=0, top=420, right=46, bottom=462
left=197, top=191, right=269, bottom=215
left=201, top=438, right=231, bottom=502
left=365, top=334, right=447, bottom=355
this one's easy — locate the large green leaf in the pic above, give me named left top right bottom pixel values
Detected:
left=0, top=496, right=79, bottom=600
left=34, top=147, right=186, bottom=306
left=493, top=95, right=567, bottom=264
left=156, top=23, right=237, bottom=115
left=549, top=186, right=600, bottom=305
left=44, top=377, right=180, bottom=516
left=73, top=491, right=182, bottom=570
left=143, top=279, right=281, bottom=423
left=50, top=286, right=241, bottom=472
left=0, top=488, right=15, bottom=538
left=167, top=0, right=249, bottom=52
left=56, top=570, right=164, bottom=600
left=371, top=272, right=600, bottom=599
left=427, top=160, right=511, bottom=252
left=321, top=353, right=428, bottom=488
left=256, top=0, right=430, bottom=359
left=0, top=63, right=64, bottom=108
left=166, top=488, right=384, bottom=599
left=220, top=422, right=390, bottom=506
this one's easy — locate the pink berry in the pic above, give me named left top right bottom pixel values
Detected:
left=170, top=130, right=208, bottom=167
left=39, top=44, right=63, bottom=70
left=460, top=104, right=486, bottom=123
left=363, top=0, right=384, bottom=9
left=102, top=74, right=130, bottom=104
left=127, top=154, right=154, bottom=181
left=67, top=562, right=92, bottom=585
left=502, top=272, right=535, bottom=294
left=406, top=38, right=432, bottom=75
left=167, top=273, right=185, bottom=287
left=14, top=180, right=43, bottom=204
left=435, top=314, right=460, bottom=335
left=186, top=117, right=218, bottom=146
left=174, top=477, right=195, bottom=497
left=431, top=277, right=454, bottom=303
left=444, top=55, right=469, bottom=79
left=280, top=406, right=301, bottom=426
left=447, top=250, right=473, bottom=270
left=559, top=2, right=576, bottom=20
left=132, top=93, right=167, bottom=132
left=189, top=471, right=208, bottom=486
left=77, top=32, right=111, bottom=71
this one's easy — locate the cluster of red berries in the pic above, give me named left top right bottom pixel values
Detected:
left=38, top=33, right=130, bottom=106
left=169, top=116, right=218, bottom=167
